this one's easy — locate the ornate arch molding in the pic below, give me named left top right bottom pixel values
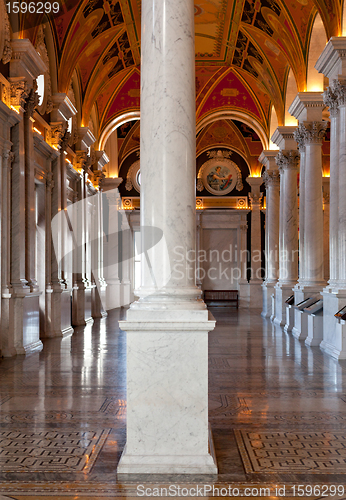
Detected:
left=125, top=158, right=140, bottom=193
left=35, top=26, right=53, bottom=115
left=197, top=110, right=269, bottom=150
left=197, top=150, right=244, bottom=195
left=99, top=112, right=140, bottom=150
left=0, top=0, right=12, bottom=64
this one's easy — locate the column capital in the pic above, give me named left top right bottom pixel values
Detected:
left=9, top=77, right=29, bottom=110
left=73, top=150, right=88, bottom=172
left=323, top=84, right=339, bottom=117
left=262, top=169, right=280, bottom=188
left=24, top=81, right=39, bottom=118
left=275, top=150, right=299, bottom=171
left=332, top=78, right=346, bottom=107
left=249, top=192, right=263, bottom=208
left=294, top=121, right=328, bottom=147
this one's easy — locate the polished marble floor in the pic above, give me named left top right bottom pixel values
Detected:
left=1, top=307, right=346, bottom=498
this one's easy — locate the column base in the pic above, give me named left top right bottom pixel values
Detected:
left=262, top=281, right=276, bottom=318
left=118, top=305, right=216, bottom=475
left=44, top=287, right=73, bottom=338
left=273, top=282, right=295, bottom=326
left=284, top=304, right=295, bottom=333
left=118, top=425, right=217, bottom=474
left=320, top=288, right=346, bottom=359
left=291, top=284, right=324, bottom=341
left=238, top=281, right=250, bottom=308
left=121, top=281, right=132, bottom=307
left=305, top=312, right=323, bottom=346
left=15, top=339, right=43, bottom=355
left=106, top=281, right=121, bottom=310
left=248, top=280, right=263, bottom=309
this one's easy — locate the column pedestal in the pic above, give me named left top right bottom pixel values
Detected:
left=321, top=288, right=346, bottom=359
left=118, top=308, right=217, bottom=474
left=262, top=280, right=276, bottom=318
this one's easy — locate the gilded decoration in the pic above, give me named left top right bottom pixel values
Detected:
left=197, top=150, right=243, bottom=195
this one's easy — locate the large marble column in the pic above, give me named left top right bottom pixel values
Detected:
left=259, top=151, right=280, bottom=318
left=246, top=176, right=263, bottom=308
left=271, top=128, right=299, bottom=326
left=288, top=94, right=326, bottom=341
left=117, top=0, right=217, bottom=474
left=316, top=38, right=346, bottom=358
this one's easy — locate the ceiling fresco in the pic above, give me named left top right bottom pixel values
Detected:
left=21, top=0, right=343, bottom=145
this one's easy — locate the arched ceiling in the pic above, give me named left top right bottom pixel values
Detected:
left=25, top=0, right=342, bottom=142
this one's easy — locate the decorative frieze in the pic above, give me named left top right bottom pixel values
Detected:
left=0, top=74, right=11, bottom=108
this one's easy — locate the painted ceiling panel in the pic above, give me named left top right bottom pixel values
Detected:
left=21, top=0, right=341, bottom=142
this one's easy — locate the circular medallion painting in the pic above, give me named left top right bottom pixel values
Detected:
left=201, top=158, right=239, bottom=195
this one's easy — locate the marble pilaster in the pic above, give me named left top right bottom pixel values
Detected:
left=323, top=177, right=330, bottom=282
left=120, top=210, right=132, bottom=306
left=102, top=178, right=123, bottom=310
left=246, top=176, right=264, bottom=309
left=117, top=0, right=217, bottom=474
left=259, top=151, right=280, bottom=318
left=271, top=128, right=299, bottom=326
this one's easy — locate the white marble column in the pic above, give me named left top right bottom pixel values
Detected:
left=120, top=210, right=132, bottom=306
left=259, top=151, right=280, bottom=318
left=102, top=178, right=123, bottom=309
left=246, top=176, right=263, bottom=308
left=196, top=211, right=203, bottom=288
left=271, top=127, right=299, bottom=326
left=323, top=177, right=330, bottom=281
left=315, top=39, right=346, bottom=358
left=117, top=0, right=217, bottom=474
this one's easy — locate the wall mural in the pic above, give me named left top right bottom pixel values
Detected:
left=197, top=150, right=243, bottom=196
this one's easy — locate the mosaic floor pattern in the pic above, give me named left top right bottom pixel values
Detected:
left=236, top=430, right=346, bottom=474
left=0, top=429, right=110, bottom=472
left=2, top=308, right=346, bottom=496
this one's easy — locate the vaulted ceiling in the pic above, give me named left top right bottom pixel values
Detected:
left=23, top=0, right=343, bottom=144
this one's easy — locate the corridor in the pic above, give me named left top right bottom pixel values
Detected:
left=0, top=307, right=346, bottom=498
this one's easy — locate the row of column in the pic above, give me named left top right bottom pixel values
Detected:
left=261, top=38, right=346, bottom=357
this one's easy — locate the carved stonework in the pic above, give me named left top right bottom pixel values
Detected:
left=323, top=85, right=339, bottom=117
left=293, top=123, right=307, bottom=152
left=262, top=170, right=280, bottom=188
left=1, top=0, right=12, bottom=64
left=0, top=75, right=11, bottom=108
left=46, top=171, right=54, bottom=191
left=323, top=190, right=330, bottom=204
left=73, top=151, right=88, bottom=172
left=35, top=26, right=53, bottom=115
left=10, top=80, right=29, bottom=109
left=59, top=130, right=71, bottom=151
left=206, top=149, right=232, bottom=159
left=24, top=81, right=39, bottom=117
left=47, top=122, right=64, bottom=149
left=333, top=79, right=346, bottom=108
left=300, top=121, right=328, bottom=145
left=126, top=159, right=140, bottom=192
left=275, top=150, right=299, bottom=170
left=3, top=149, right=15, bottom=164
left=249, top=192, right=263, bottom=208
